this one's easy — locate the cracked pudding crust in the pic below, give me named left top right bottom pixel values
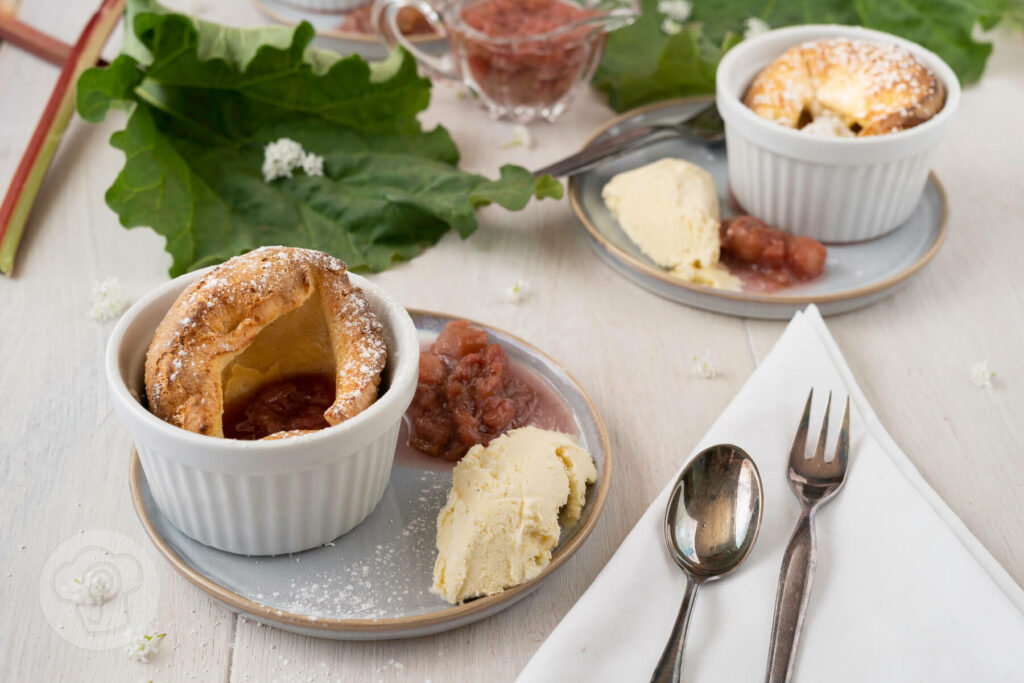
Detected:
left=744, top=38, right=946, bottom=137
left=144, top=247, right=386, bottom=440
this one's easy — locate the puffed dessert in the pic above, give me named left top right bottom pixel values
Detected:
left=744, top=38, right=946, bottom=137
left=145, top=246, right=386, bottom=439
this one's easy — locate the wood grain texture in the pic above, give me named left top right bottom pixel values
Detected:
left=0, top=2, right=1020, bottom=681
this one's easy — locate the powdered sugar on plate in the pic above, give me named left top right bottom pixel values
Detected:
left=197, top=470, right=455, bottom=622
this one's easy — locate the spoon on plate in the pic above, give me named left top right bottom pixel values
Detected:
left=651, top=444, right=765, bottom=683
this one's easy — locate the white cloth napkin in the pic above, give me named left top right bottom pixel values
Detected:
left=518, top=306, right=1024, bottom=682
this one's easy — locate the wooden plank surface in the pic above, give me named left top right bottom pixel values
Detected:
left=0, top=2, right=1020, bottom=681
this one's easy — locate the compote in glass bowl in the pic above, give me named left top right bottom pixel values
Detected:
left=374, top=0, right=637, bottom=122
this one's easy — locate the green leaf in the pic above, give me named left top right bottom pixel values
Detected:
left=533, top=173, right=566, bottom=201
left=77, top=55, right=144, bottom=123
left=856, top=0, right=1005, bottom=84
left=595, top=0, right=1008, bottom=112
left=77, top=0, right=560, bottom=276
left=594, top=7, right=738, bottom=112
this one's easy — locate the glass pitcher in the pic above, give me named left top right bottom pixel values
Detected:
left=373, top=0, right=638, bottom=123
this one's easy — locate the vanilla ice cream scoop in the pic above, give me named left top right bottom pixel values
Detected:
left=432, top=427, right=597, bottom=604
left=601, top=158, right=739, bottom=289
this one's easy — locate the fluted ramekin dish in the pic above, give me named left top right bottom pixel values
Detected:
left=106, top=268, right=419, bottom=556
left=716, top=24, right=960, bottom=243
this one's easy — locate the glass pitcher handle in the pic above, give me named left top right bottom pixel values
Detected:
left=372, top=0, right=457, bottom=80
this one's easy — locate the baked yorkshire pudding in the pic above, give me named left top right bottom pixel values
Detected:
left=744, top=39, right=946, bottom=137
left=145, top=247, right=386, bottom=440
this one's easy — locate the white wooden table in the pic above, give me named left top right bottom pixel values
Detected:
left=2, top=2, right=1021, bottom=681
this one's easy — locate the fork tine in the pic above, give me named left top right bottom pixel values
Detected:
left=812, top=392, right=832, bottom=461
left=789, top=389, right=813, bottom=467
left=834, top=397, right=850, bottom=470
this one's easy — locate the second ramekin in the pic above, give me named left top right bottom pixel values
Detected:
left=716, top=24, right=960, bottom=242
left=106, top=267, right=419, bottom=556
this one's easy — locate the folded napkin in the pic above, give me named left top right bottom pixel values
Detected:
left=519, top=306, right=1024, bottom=682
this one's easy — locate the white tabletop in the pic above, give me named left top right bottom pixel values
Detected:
left=1, top=2, right=1021, bottom=681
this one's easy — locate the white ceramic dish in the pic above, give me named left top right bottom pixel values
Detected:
left=129, top=310, right=612, bottom=640
left=716, top=24, right=960, bottom=243
left=569, top=97, right=948, bottom=319
left=106, top=267, right=419, bottom=556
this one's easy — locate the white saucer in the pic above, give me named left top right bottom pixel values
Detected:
left=569, top=97, right=948, bottom=319
left=130, top=310, right=611, bottom=640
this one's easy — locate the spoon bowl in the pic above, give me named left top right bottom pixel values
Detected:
left=651, top=444, right=764, bottom=683
left=665, top=444, right=764, bottom=579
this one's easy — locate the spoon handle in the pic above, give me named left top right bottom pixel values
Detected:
left=650, top=576, right=700, bottom=683
left=765, top=509, right=818, bottom=683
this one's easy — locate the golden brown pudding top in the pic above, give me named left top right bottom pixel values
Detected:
left=744, top=38, right=946, bottom=137
left=145, top=247, right=386, bottom=439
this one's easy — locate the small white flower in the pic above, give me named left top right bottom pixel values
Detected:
left=501, top=124, right=533, bottom=150
left=691, top=351, right=718, bottom=379
left=69, top=568, right=117, bottom=606
left=87, top=277, right=129, bottom=322
left=661, top=18, right=683, bottom=35
left=505, top=278, right=527, bottom=303
left=125, top=628, right=165, bottom=663
left=262, top=138, right=305, bottom=182
left=301, top=152, right=325, bottom=177
left=743, top=17, right=770, bottom=39
left=657, top=0, right=691, bottom=22
left=970, top=361, right=995, bottom=389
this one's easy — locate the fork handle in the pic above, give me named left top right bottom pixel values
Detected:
left=532, top=126, right=656, bottom=178
left=765, top=509, right=817, bottom=683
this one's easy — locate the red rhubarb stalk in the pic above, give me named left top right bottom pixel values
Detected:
left=0, top=0, right=125, bottom=276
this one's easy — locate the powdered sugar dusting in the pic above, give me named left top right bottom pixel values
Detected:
left=237, top=472, right=451, bottom=620
left=747, top=38, right=942, bottom=136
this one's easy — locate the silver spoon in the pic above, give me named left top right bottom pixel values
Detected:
left=651, top=444, right=765, bottom=683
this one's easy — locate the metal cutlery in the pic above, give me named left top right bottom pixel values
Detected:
left=765, top=390, right=851, bottom=683
left=533, top=103, right=725, bottom=178
left=651, top=444, right=764, bottom=683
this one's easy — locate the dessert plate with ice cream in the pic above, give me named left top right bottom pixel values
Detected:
left=570, top=95, right=948, bottom=319
left=125, top=305, right=610, bottom=640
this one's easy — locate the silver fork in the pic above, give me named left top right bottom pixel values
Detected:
left=765, top=390, right=850, bottom=683
left=532, top=103, right=725, bottom=178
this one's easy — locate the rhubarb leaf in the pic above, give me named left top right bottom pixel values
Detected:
left=595, top=0, right=1008, bottom=112
left=78, top=1, right=561, bottom=276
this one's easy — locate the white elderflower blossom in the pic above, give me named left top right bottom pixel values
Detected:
left=125, top=629, right=165, bottom=663
left=301, top=152, right=325, bottom=177
left=661, top=18, right=683, bottom=35
left=970, top=361, right=995, bottom=389
left=87, top=277, right=129, bottom=322
left=501, top=124, right=533, bottom=150
left=262, top=138, right=305, bottom=182
left=658, top=0, right=691, bottom=22
left=743, top=17, right=770, bottom=39
left=506, top=278, right=528, bottom=303
left=69, top=568, right=116, bottom=606
left=691, top=351, right=718, bottom=379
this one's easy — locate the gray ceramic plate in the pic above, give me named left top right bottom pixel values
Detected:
left=569, top=97, right=948, bottom=319
left=130, top=310, right=611, bottom=640
left=253, top=0, right=445, bottom=60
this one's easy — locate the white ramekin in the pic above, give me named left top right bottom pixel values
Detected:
left=106, top=267, right=419, bottom=556
left=716, top=24, right=960, bottom=242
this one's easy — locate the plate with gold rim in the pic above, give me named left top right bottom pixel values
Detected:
left=129, top=309, right=611, bottom=640
left=569, top=96, right=948, bottom=319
